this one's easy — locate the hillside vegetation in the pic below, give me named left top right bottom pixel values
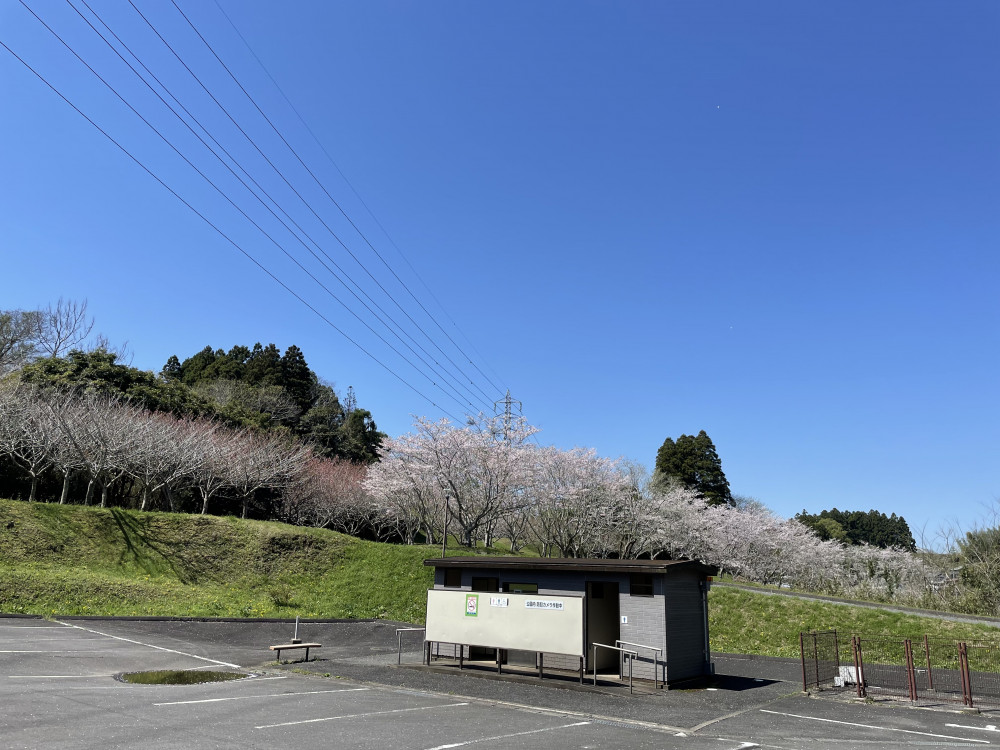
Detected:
left=0, top=497, right=433, bottom=622
left=2, top=498, right=999, bottom=658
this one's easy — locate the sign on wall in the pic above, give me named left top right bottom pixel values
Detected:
left=426, top=589, right=584, bottom=656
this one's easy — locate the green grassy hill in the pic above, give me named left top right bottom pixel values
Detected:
left=2, top=498, right=998, bottom=657
left=0, top=498, right=435, bottom=622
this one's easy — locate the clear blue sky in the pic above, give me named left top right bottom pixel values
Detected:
left=1, top=1, right=997, bottom=542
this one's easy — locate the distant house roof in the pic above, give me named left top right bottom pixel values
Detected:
left=425, top=556, right=717, bottom=577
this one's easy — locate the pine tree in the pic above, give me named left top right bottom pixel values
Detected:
left=280, top=344, right=315, bottom=414
left=653, top=430, right=732, bottom=506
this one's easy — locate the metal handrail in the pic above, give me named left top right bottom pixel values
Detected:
left=616, top=639, right=663, bottom=690
left=592, top=643, right=638, bottom=694
left=396, top=627, right=425, bottom=665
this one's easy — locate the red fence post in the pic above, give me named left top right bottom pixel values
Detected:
left=800, top=632, right=808, bottom=691
left=854, top=636, right=866, bottom=698
left=904, top=639, right=917, bottom=701
left=959, top=642, right=974, bottom=708
left=924, top=634, right=934, bottom=691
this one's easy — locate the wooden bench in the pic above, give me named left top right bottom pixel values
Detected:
left=270, top=642, right=322, bottom=662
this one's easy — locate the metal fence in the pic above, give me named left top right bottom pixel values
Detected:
left=800, top=631, right=1000, bottom=708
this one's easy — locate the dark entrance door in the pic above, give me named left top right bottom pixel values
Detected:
left=585, top=581, right=620, bottom=671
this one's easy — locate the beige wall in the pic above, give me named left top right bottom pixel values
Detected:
left=426, top=589, right=584, bottom=656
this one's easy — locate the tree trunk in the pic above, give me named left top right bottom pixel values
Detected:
left=59, top=473, right=70, bottom=505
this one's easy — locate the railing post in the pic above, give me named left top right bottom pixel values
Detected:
left=856, top=637, right=867, bottom=698
left=833, top=629, right=840, bottom=683
left=813, top=632, right=821, bottom=689
left=800, top=632, right=808, bottom=691
left=924, top=634, right=934, bottom=691
left=960, top=642, right=974, bottom=708
left=904, top=639, right=917, bottom=701
left=593, top=644, right=597, bottom=686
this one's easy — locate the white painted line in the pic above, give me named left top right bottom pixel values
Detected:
left=256, top=701, right=469, bottom=729
left=947, top=724, right=1000, bottom=733
left=9, top=674, right=117, bottom=679
left=760, top=710, right=991, bottom=744
left=56, top=621, right=241, bottom=669
left=0, top=637, right=107, bottom=642
left=0, top=625, right=71, bottom=629
left=422, top=721, right=591, bottom=750
left=156, top=688, right=368, bottom=706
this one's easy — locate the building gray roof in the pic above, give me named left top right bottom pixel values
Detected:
left=424, top=556, right=717, bottom=576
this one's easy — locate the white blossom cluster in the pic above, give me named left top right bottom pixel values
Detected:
left=365, top=415, right=936, bottom=602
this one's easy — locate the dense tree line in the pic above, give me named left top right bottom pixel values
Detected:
left=795, top=508, right=916, bottom=551
left=164, top=344, right=385, bottom=464
left=14, top=346, right=383, bottom=465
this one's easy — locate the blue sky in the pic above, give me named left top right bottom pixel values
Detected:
left=1, top=1, right=997, bottom=542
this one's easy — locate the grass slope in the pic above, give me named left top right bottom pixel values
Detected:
left=2, top=498, right=998, bottom=657
left=0, top=498, right=435, bottom=622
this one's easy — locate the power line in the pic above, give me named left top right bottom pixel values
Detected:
left=0, top=19, right=467, bottom=422
left=171, top=0, right=505, bottom=404
left=122, top=0, right=497, bottom=412
left=68, top=0, right=489, bottom=415
left=212, top=0, right=509, bottom=399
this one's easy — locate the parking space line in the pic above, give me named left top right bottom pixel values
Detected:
left=57, top=621, right=241, bottom=669
left=947, top=724, right=1000, bottom=733
left=422, top=720, right=591, bottom=750
left=256, top=701, right=470, bottom=729
left=9, top=674, right=118, bottom=679
left=0, top=637, right=108, bottom=642
left=0, top=625, right=71, bottom=629
left=759, top=710, right=991, bottom=744
left=155, top=688, right=369, bottom=706
left=0, top=650, right=105, bottom=653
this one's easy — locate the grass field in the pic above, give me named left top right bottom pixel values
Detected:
left=2, top=498, right=998, bottom=657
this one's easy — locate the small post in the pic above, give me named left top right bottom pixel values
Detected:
left=855, top=637, right=868, bottom=699
left=291, top=615, right=301, bottom=645
left=538, top=652, right=543, bottom=679
left=800, top=632, right=808, bottom=692
left=904, top=639, right=917, bottom=701
left=924, top=635, right=934, bottom=690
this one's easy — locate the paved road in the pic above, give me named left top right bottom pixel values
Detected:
left=2, top=616, right=999, bottom=749
left=715, top=582, right=1000, bottom=628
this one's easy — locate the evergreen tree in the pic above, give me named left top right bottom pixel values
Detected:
left=795, top=508, right=915, bottom=551
left=339, top=408, right=385, bottom=464
left=160, top=355, right=181, bottom=381
left=245, top=343, right=282, bottom=386
left=176, top=346, right=218, bottom=385
left=653, top=430, right=732, bottom=506
left=280, top=345, right=315, bottom=414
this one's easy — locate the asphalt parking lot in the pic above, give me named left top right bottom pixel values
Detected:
left=2, top=616, right=1000, bottom=749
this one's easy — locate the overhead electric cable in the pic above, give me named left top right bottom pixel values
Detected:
left=122, top=0, right=493, bottom=411
left=69, top=0, right=489, bottom=414
left=212, top=0, right=509, bottom=398
left=12, top=3, right=472, bottom=417
left=168, top=0, right=502, bottom=404
left=0, top=36, right=463, bottom=423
